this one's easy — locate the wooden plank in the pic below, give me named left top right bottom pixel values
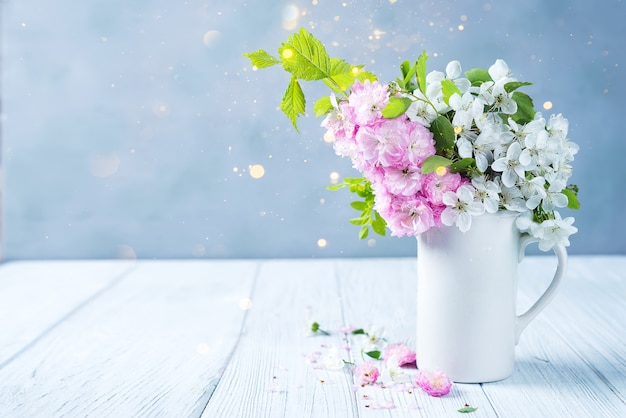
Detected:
left=202, top=259, right=359, bottom=418
left=0, top=260, right=136, bottom=367
left=481, top=256, right=626, bottom=417
left=0, top=260, right=257, bottom=417
left=336, top=258, right=498, bottom=417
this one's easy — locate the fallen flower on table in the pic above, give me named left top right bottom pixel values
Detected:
left=415, top=369, right=452, bottom=397
left=385, top=355, right=412, bottom=384
left=310, top=321, right=330, bottom=336
left=364, top=399, right=396, bottom=410
left=355, top=361, right=380, bottom=386
left=458, top=404, right=479, bottom=413
left=383, top=342, right=416, bottom=367
left=318, top=345, right=346, bottom=371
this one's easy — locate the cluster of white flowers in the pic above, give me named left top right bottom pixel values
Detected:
left=402, top=59, right=579, bottom=250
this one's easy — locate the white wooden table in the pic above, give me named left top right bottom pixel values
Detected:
left=0, top=257, right=624, bottom=417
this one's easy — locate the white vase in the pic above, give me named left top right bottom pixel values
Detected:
left=416, top=211, right=567, bottom=383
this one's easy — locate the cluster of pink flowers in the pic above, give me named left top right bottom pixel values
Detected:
left=322, top=80, right=467, bottom=237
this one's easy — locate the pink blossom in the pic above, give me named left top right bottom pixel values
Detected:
left=415, top=370, right=452, bottom=397
left=382, top=166, right=424, bottom=197
left=405, top=122, right=436, bottom=166
left=377, top=194, right=437, bottom=237
left=423, top=171, right=464, bottom=205
left=348, top=80, right=389, bottom=126
left=383, top=343, right=416, bottom=367
left=355, top=362, right=380, bottom=386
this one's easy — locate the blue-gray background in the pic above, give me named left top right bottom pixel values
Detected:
left=1, top=0, right=624, bottom=260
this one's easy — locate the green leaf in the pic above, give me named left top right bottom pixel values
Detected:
left=344, top=177, right=366, bottom=184
left=465, top=68, right=492, bottom=86
left=416, top=50, right=428, bottom=95
left=449, top=158, right=476, bottom=174
left=401, top=59, right=417, bottom=88
left=350, top=201, right=367, bottom=211
left=441, top=79, right=462, bottom=105
left=326, top=183, right=347, bottom=191
left=323, top=58, right=355, bottom=92
left=421, top=155, right=454, bottom=174
left=371, top=212, right=387, bottom=236
left=562, top=188, right=581, bottom=210
left=359, top=225, right=369, bottom=239
left=278, top=28, right=331, bottom=81
left=430, top=115, right=456, bottom=152
left=351, top=328, right=366, bottom=335
left=314, top=96, right=333, bottom=117
left=510, top=91, right=535, bottom=124
left=504, top=81, right=533, bottom=93
left=242, top=50, right=280, bottom=68
left=311, top=322, right=320, bottom=332
left=458, top=406, right=478, bottom=413
left=382, top=96, right=413, bottom=119
left=365, top=350, right=381, bottom=359
left=349, top=217, right=369, bottom=226
left=280, top=77, right=306, bottom=131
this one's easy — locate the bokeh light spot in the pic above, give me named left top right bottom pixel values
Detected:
left=90, top=153, right=120, bottom=178
left=202, top=30, right=221, bottom=47
left=249, top=164, right=266, bottom=179
left=317, top=238, right=328, bottom=248
left=282, top=4, right=300, bottom=29
left=239, top=298, right=253, bottom=310
left=543, top=101, right=553, bottom=110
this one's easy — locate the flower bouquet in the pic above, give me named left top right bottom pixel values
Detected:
left=244, top=28, right=579, bottom=250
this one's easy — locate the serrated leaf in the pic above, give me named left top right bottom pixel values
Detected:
left=421, top=155, right=454, bottom=174
left=314, top=96, right=333, bottom=117
left=243, top=50, right=280, bottom=68
left=441, top=79, right=462, bottom=105
left=416, top=51, right=428, bottom=95
left=280, top=77, right=306, bottom=131
left=278, top=28, right=331, bottom=81
left=510, top=91, right=535, bottom=124
left=458, top=406, right=478, bottom=413
left=504, top=81, right=533, bottom=93
left=365, top=350, right=381, bottom=359
left=323, top=59, right=374, bottom=93
left=562, top=188, right=581, bottom=209
left=382, top=96, right=413, bottom=119
left=430, top=115, right=456, bottom=152
left=465, top=68, right=492, bottom=86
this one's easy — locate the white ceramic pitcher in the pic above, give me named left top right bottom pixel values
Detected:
left=416, top=211, right=567, bottom=383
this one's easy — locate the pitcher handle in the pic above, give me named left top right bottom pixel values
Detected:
left=515, top=235, right=568, bottom=344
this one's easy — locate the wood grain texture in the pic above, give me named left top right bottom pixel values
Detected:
left=0, top=260, right=136, bottom=367
left=0, top=257, right=624, bottom=417
left=201, top=259, right=359, bottom=418
left=0, top=260, right=257, bottom=417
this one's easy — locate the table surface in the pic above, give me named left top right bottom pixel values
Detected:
left=0, top=256, right=624, bottom=418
